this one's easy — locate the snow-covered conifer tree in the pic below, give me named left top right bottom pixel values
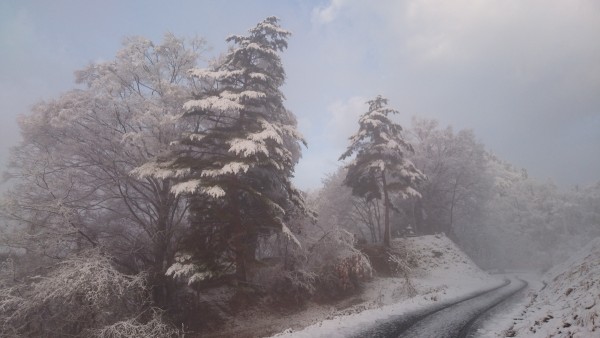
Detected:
left=339, top=96, right=425, bottom=247
left=138, top=17, right=309, bottom=283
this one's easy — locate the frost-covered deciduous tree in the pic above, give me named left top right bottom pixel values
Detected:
left=480, top=158, right=600, bottom=268
left=315, top=167, right=383, bottom=243
left=460, top=154, right=600, bottom=269
left=563, top=182, right=600, bottom=240
left=408, top=118, right=492, bottom=238
left=138, top=17, right=309, bottom=283
left=1, top=34, right=205, bottom=305
left=340, top=96, right=425, bottom=247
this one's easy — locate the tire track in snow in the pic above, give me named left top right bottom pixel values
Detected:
left=398, top=278, right=527, bottom=338
left=459, top=278, right=529, bottom=338
left=352, top=279, right=511, bottom=338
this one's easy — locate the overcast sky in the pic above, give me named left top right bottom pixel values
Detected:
left=1, top=0, right=599, bottom=190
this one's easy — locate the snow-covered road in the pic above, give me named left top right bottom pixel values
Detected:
left=354, top=277, right=527, bottom=338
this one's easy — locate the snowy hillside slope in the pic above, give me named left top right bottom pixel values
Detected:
left=507, top=237, right=600, bottom=337
left=405, top=234, right=493, bottom=287
left=358, top=234, right=496, bottom=307
left=267, top=234, right=502, bottom=338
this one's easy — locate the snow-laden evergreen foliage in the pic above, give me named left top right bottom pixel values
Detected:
left=136, top=17, right=310, bottom=283
left=340, top=96, right=425, bottom=246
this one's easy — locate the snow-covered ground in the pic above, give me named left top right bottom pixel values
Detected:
left=267, top=234, right=503, bottom=338
left=477, top=238, right=600, bottom=338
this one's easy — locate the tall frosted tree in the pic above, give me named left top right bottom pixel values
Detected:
left=408, top=118, right=491, bottom=238
left=136, top=17, right=309, bottom=283
left=340, top=96, right=425, bottom=247
left=2, top=34, right=205, bottom=305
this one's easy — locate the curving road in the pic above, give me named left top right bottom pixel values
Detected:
left=354, top=277, right=527, bottom=338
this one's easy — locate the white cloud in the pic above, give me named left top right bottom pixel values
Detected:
left=301, top=0, right=600, bottom=187
left=326, top=96, right=368, bottom=147
left=311, top=0, right=349, bottom=25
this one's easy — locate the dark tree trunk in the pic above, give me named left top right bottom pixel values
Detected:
left=382, top=171, right=391, bottom=247
left=447, top=175, right=460, bottom=240
left=231, top=189, right=247, bottom=283
left=413, top=197, right=424, bottom=235
left=152, top=186, right=173, bottom=308
left=374, top=200, right=382, bottom=242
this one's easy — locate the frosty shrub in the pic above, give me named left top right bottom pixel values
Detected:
left=251, top=233, right=317, bottom=307
left=356, top=240, right=417, bottom=296
left=251, top=226, right=372, bottom=305
left=387, top=250, right=417, bottom=297
left=307, top=228, right=373, bottom=300
left=255, top=264, right=318, bottom=307
left=0, top=249, right=178, bottom=337
left=93, top=309, right=179, bottom=338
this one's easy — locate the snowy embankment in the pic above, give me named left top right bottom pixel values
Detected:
left=269, top=234, right=502, bottom=338
left=500, top=237, right=600, bottom=338
left=466, top=273, right=542, bottom=338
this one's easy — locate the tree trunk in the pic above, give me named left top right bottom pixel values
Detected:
left=231, top=189, right=247, bottom=283
left=448, top=175, right=460, bottom=239
left=369, top=219, right=377, bottom=243
left=374, top=200, right=382, bottom=242
left=152, top=186, right=172, bottom=308
left=382, top=171, right=391, bottom=247
left=413, top=198, right=424, bottom=235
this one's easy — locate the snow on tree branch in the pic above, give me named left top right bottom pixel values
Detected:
left=228, top=138, right=270, bottom=157
left=183, top=96, right=244, bottom=114
left=171, top=179, right=203, bottom=196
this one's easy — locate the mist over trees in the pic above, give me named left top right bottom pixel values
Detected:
left=0, top=16, right=598, bottom=337
left=329, top=116, right=600, bottom=271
